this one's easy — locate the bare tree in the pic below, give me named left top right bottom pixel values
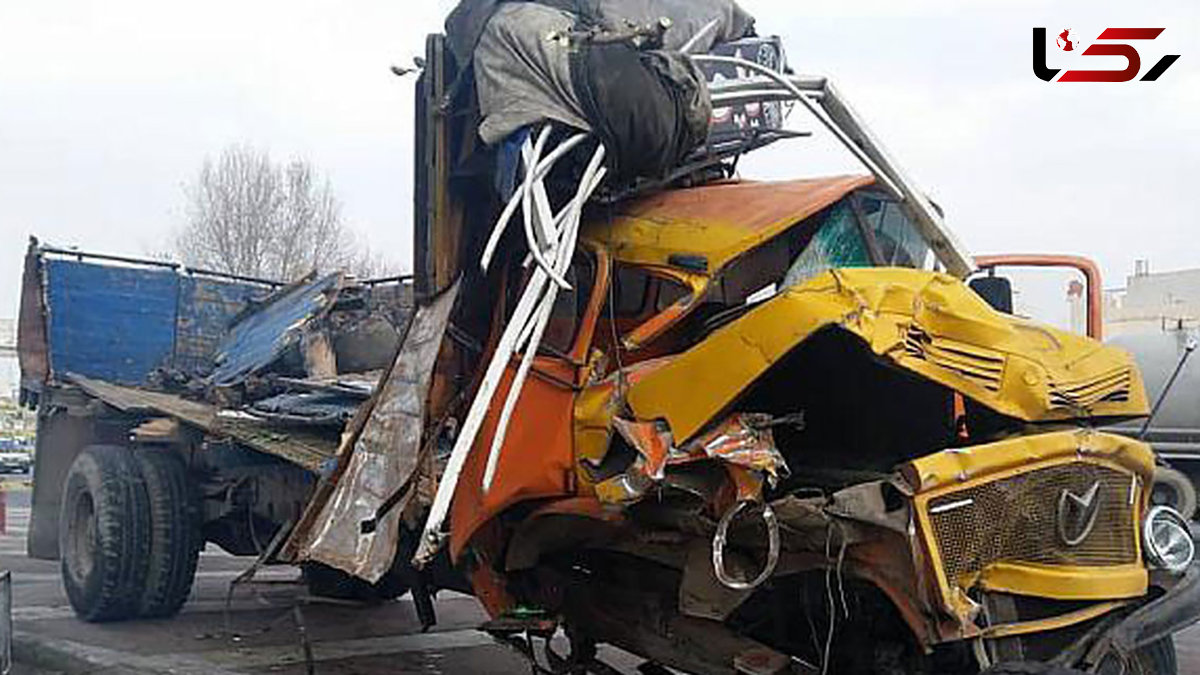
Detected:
left=177, top=146, right=356, bottom=280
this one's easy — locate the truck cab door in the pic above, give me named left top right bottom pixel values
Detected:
left=449, top=248, right=609, bottom=558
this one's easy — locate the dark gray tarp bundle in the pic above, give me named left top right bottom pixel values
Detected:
left=474, top=3, right=590, bottom=146
left=571, top=42, right=711, bottom=183
left=566, top=0, right=755, bottom=53
left=447, top=0, right=755, bottom=66
left=462, top=0, right=753, bottom=181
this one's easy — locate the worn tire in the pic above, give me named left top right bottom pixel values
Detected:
left=132, top=449, right=201, bottom=618
left=981, top=663, right=1087, bottom=675
left=1125, top=636, right=1177, bottom=675
left=1152, top=467, right=1197, bottom=520
left=58, top=445, right=150, bottom=622
left=983, top=637, right=1176, bottom=675
left=301, top=562, right=408, bottom=602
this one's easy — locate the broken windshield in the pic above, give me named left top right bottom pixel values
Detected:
left=782, top=201, right=872, bottom=287
left=783, top=191, right=933, bottom=289
left=855, top=191, right=934, bottom=269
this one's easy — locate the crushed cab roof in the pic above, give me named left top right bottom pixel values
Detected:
left=581, top=174, right=874, bottom=274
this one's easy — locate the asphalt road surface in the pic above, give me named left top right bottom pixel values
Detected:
left=0, top=486, right=546, bottom=674
left=1, top=482, right=1198, bottom=674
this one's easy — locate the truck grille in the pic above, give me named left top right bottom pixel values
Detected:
left=926, top=463, right=1138, bottom=585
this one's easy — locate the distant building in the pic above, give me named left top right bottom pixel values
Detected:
left=0, top=318, right=17, bottom=400
left=1105, top=261, right=1200, bottom=337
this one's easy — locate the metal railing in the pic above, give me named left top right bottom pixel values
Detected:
left=695, top=56, right=974, bottom=278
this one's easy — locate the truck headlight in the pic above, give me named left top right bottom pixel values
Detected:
left=1143, top=505, right=1195, bottom=573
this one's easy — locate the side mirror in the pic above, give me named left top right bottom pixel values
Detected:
left=969, top=275, right=1014, bottom=314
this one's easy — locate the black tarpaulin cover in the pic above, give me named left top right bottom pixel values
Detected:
left=446, top=0, right=755, bottom=66
left=462, top=0, right=751, bottom=181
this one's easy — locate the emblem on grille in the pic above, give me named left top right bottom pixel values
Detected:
left=1057, top=481, right=1102, bottom=546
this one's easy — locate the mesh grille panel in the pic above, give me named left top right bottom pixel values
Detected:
left=927, top=463, right=1138, bottom=584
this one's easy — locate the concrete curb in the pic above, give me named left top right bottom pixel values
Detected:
left=13, top=630, right=244, bottom=675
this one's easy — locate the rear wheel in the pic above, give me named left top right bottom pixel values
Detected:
left=132, top=449, right=201, bottom=618
left=59, top=445, right=150, bottom=622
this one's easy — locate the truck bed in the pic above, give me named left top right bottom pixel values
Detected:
left=69, top=373, right=339, bottom=471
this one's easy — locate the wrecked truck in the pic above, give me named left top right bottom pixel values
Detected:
left=16, top=239, right=418, bottom=617
left=383, top=176, right=1197, bottom=673
left=331, top=3, right=1194, bottom=672
left=17, top=0, right=1200, bottom=673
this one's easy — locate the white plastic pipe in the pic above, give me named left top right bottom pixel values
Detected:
left=415, top=127, right=607, bottom=565
left=519, top=133, right=573, bottom=290
left=482, top=146, right=607, bottom=491
left=479, top=132, right=587, bottom=272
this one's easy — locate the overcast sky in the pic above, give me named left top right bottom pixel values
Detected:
left=1, top=0, right=1196, bottom=321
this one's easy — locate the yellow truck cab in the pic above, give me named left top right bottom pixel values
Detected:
left=435, top=173, right=1195, bottom=674
left=296, top=20, right=1200, bottom=674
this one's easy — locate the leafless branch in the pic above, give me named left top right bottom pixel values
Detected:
left=176, top=145, right=377, bottom=281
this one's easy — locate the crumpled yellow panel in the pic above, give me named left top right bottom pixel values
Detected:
left=624, top=268, right=1148, bottom=442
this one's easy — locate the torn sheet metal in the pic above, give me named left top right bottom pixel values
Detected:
left=209, top=273, right=342, bottom=387
left=596, top=413, right=787, bottom=504
left=67, top=373, right=338, bottom=471
left=173, top=275, right=274, bottom=376
left=273, top=372, right=380, bottom=400
left=678, top=413, right=788, bottom=483
left=613, top=417, right=672, bottom=478
left=17, top=240, right=49, bottom=395
left=296, top=282, right=458, bottom=582
left=594, top=417, right=672, bottom=504
left=301, top=328, right=338, bottom=379
left=624, top=268, right=1150, bottom=443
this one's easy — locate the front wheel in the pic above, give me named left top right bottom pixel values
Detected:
left=982, top=637, right=1177, bottom=675
left=1152, top=466, right=1197, bottom=520
left=1110, top=636, right=1177, bottom=675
